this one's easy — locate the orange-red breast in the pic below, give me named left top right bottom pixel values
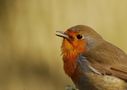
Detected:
left=56, top=25, right=127, bottom=90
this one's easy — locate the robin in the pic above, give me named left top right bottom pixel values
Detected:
left=56, top=25, right=127, bottom=90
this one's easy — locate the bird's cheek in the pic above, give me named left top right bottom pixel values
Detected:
left=76, top=40, right=87, bottom=53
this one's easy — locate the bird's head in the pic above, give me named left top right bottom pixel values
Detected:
left=56, top=25, right=103, bottom=58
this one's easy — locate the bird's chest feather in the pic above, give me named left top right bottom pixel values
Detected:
left=62, top=39, right=86, bottom=77
left=62, top=51, right=78, bottom=77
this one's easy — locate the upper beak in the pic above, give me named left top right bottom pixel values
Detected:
left=56, top=31, right=69, bottom=39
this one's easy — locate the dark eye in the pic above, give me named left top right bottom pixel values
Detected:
left=76, top=34, right=83, bottom=39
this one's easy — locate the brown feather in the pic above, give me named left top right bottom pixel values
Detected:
left=84, top=40, right=127, bottom=81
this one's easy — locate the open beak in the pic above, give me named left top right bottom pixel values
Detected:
left=56, top=31, right=69, bottom=39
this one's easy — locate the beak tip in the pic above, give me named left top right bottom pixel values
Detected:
left=55, top=31, right=69, bottom=39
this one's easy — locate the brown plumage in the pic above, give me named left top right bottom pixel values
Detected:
left=56, top=25, right=127, bottom=90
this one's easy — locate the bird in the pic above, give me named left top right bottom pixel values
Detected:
left=56, top=25, right=127, bottom=90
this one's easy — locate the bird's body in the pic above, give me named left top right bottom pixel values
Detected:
left=56, top=25, right=127, bottom=90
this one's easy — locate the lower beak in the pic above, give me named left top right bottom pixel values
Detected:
left=56, top=31, right=69, bottom=39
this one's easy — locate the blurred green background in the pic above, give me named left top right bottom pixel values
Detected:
left=0, top=0, right=127, bottom=90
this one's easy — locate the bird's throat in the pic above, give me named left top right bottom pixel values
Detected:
left=61, top=39, right=86, bottom=77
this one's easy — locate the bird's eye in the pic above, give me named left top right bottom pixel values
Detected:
left=76, top=34, right=83, bottom=39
